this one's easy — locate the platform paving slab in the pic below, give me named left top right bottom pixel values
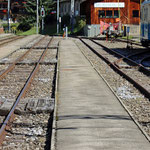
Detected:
left=55, top=39, right=150, bottom=150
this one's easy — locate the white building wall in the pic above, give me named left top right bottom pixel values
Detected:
left=60, top=0, right=81, bottom=17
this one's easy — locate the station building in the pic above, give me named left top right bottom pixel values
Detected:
left=60, top=0, right=143, bottom=36
left=88, top=0, right=140, bottom=25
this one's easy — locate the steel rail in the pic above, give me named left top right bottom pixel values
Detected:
left=90, top=39, right=150, bottom=75
left=127, top=49, right=150, bottom=58
left=79, top=38, right=150, bottom=99
left=0, top=35, right=15, bottom=42
left=81, top=36, right=149, bottom=48
left=141, top=56, right=150, bottom=67
left=0, top=36, right=53, bottom=146
left=0, top=36, right=25, bottom=47
left=0, top=36, right=46, bottom=80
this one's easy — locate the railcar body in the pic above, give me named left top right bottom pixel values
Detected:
left=141, top=0, right=150, bottom=46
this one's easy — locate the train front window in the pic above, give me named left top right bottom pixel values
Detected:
left=114, top=10, right=119, bottom=18
left=106, top=10, right=112, bottom=18
left=133, top=10, right=139, bottom=18
left=98, top=10, right=105, bottom=18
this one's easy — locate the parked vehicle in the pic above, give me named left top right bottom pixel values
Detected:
left=100, top=21, right=123, bottom=37
left=140, top=0, right=150, bottom=46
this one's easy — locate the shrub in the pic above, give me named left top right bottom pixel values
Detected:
left=68, top=17, right=86, bottom=35
left=17, top=22, right=32, bottom=31
left=2, top=23, right=18, bottom=33
left=76, top=17, right=86, bottom=29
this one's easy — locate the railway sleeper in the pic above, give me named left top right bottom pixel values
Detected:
left=0, top=97, right=54, bottom=116
left=20, top=46, right=58, bottom=49
left=0, top=60, right=57, bottom=65
left=114, top=63, right=139, bottom=69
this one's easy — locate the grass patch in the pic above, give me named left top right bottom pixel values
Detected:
left=122, top=36, right=133, bottom=40
left=41, top=22, right=85, bottom=36
left=17, top=26, right=37, bottom=36
left=15, top=22, right=84, bottom=36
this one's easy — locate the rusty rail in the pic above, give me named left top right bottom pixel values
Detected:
left=79, top=38, right=150, bottom=98
left=141, top=56, right=150, bottom=67
left=0, top=36, right=25, bottom=47
left=0, top=36, right=53, bottom=146
left=90, top=39, right=150, bottom=75
left=81, top=36, right=150, bottom=48
left=0, top=36, right=46, bottom=80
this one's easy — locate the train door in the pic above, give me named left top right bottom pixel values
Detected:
left=148, top=4, right=150, bottom=40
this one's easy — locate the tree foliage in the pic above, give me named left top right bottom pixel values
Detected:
left=20, top=0, right=54, bottom=24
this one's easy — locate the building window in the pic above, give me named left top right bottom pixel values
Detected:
left=114, top=10, right=119, bottom=18
left=106, top=10, right=112, bottom=18
left=98, top=10, right=105, bottom=18
left=133, top=10, right=139, bottom=17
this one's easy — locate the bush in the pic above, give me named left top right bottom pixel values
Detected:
left=2, top=23, right=18, bottom=33
left=17, top=22, right=32, bottom=31
left=70, top=17, right=86, bottom=35
left=2, top=23, right=8, bottom=29
left=76, top=17, right=86, bottom=29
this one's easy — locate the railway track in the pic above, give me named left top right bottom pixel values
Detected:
left=79, top=38, right=150, bottom=98
left=87, top=36, right=146, bottom=48
left=0, top=36, right=45, bottom=79
left=141, top=57, right=150, bottom=68
left=0, top=35, right=24, bottom=47
left=0, top=36, right=58, bottom=148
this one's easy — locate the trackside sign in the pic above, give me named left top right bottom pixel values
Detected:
left=94, top=2, right=125, bottom=8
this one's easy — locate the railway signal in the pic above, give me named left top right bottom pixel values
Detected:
left=41, top=5, right=45, bottom=34
left=36, top=0, right=39, bottom=34
left=7, top=0, right=10, bottom=32
left=41, top=5, right=45, bottom=18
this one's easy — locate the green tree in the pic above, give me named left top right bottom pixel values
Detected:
left=19, top=0, right=54, bottom=26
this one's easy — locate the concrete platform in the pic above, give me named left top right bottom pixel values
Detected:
left=54, top=39, right=150, bottom=150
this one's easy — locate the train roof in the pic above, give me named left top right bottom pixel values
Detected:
left=142, top=0, right=150, bottom=5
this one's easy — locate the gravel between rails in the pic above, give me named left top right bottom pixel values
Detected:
left=25, top=65, right=55, bottom=99
left=1, top=113, right=52, bottom=150
left=1, top=64, right=55, bottom=149
left=0, top=65, right=34, bottom=100
left=75, top=38, right=150, bottom=138
left=94, top=39, right=146, bottom=53
left=0, top=35, right=43, bottom=73
left=0, top=36, right=59, bottom=150
left=0, top=35, right=42, bottom=60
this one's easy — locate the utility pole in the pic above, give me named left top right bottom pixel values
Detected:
left=36, top=0, right=39, bottom=34
left=41, top=5, right=45, bottom=34
left=57, top=0, right=59, bottom=34
left=118, top=0, right=121, bottom=33
left=71, top=0, right=74, bottom=33
left=7, top=0, right=10, bottom=32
